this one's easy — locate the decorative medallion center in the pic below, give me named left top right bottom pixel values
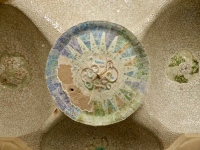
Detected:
left=81, top=60, right=118, bottom=91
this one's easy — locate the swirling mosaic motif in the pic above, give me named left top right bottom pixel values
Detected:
left=81, top=60, right=118, bottom=91
left=46, top=21, right=150, bottom=125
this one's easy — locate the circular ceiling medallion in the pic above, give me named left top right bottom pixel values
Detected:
left=46, top=21, right=150, bottom=126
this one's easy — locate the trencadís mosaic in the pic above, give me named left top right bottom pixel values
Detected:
left=166, top=50, right=199, bottom=84
left=46, top=21, right=150, bottom=125
left=0, top=51, right=31, bottom=89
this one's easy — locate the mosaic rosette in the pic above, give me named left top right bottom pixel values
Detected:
left=0, top=51, right=31, bottom=89
left=46, top=21, right=150, bottom=126
left=166, top=50, right=199, bottom=84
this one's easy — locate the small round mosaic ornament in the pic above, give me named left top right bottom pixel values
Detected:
left=46, top=21, right=150, bottom=126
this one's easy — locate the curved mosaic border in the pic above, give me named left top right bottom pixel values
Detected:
left=46, top=21, right=149, bottom=126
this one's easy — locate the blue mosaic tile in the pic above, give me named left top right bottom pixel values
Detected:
left=46, top=65, right=57, bottom=77
left=105, top=31, right=118, bottom=50
left=92, top=30, right=103, bottom=47
left=61, top=47, right=75, bottom=59
left=71, top=26, right=81, bottom=35
left=47, top=82, right=60, bottom=93
left=46, top=59, right=58, bottom=69
left=48, top=49, right=60, bottom=60
left=55, top=97, right=66, bottom=111
left=68, top=37, right=82, bottom=53
left=79, top=22, right=90, bottom=31
left=53, top=42, right=64, bottom=51
left=121, top=46, right=135, bottom=58
left=79, top=31, right=91, bottom=50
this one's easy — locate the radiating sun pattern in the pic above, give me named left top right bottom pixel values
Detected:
left=46, top=21, right=150, bottom=125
